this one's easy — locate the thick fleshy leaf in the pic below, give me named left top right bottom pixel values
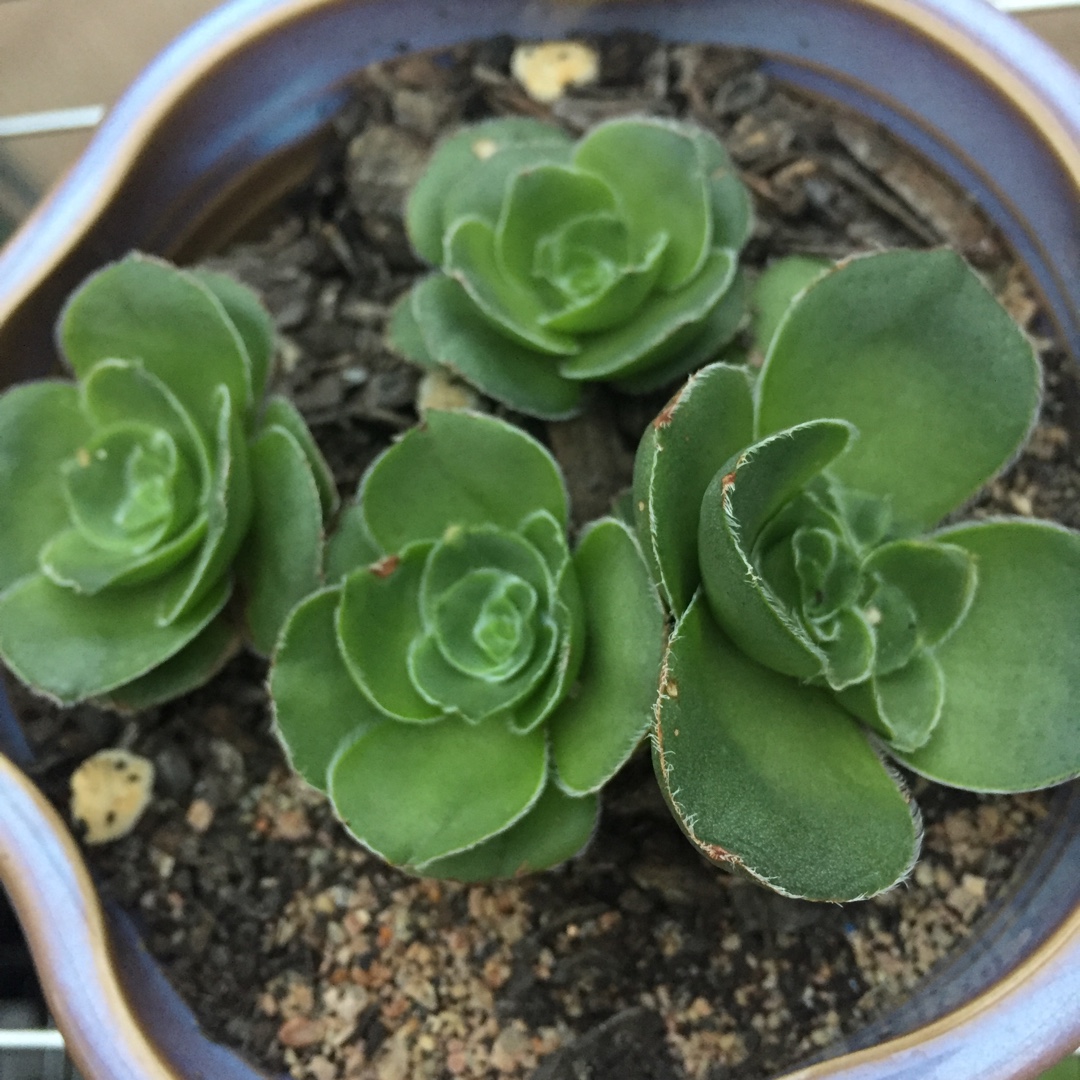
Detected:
left=419, top=525, right=552, bottom=628
left=61, top=424, right=189, bottom=555
left=633, top=362, right=755, bottom=614
left=0, top=382, right=91, bottom=590
left=654, top=596, right=920, bottom=901
left=329, top=710, right=547, bottom=866
left=190, top=268, right=275, bottom=403
left=757, top=250, right=1040, bottom=533
left=406, top=119, right=572, bottom=264
left=418, top=783, right=597, bottom=881
left=817, top=606, right=876, bottom=691
left=337, top=544, right=441, bottom=723
left=102, top=616, right=239, bottom=712
left=409, top=620, right=557, bottom=721
left=446, top=217, right=576, bottom=355
left=896, top=520, right=1080, bottom=791
left=157, top=385, right=253, bottom=625
left=750, top=256, right=831, bottom=355
left=386, top=290, right=437, bottom=368
left=81, top=360, right=209, bottom=486
left=507, top=560, right=586, bottom=735
left=691, top=128, right=753, bottom=249
left=517, top=510, right=571, bottom=579
left=558, top=248, right=737, bottom=381
left=549, top=519, right=664, bottom=795
left=840, top=651, right=945, bottom=753
left=360, top=409, right=567, bottom=551
left=240, top=426, right=324, bottom=655
left=0, top=567, right=230, bottom=704
left=698, top=420, right=854, bottom=680
left=59, top=255, right=253, bottom=431
left=575, top=118, right=711, bottom=291
left=271, top=586, right=386, bottom=790
left=259, top=395, right=339, bottom=518
left=864, top=539, right=977, bottom=648
left=497, top=164, right=618, bottom=284
left=425, top=569, right=538, bottom=680
left=540, top=229, right=667, bottom=335
left=39, top=518, right=207, bottom=595
left=612, top=267, right=748, bottom=395
left=325, top=503, right=382, bottom=583
left=410, top=275, right=584, bottom=419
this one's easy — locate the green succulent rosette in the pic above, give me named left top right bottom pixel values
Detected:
left=270, top=410, right=664, bottom=879
left=0, top=255, right=336, bottom=707
left=634, top=248, right=1080, bottom=901
left=388, top=116, right=752, bottom=419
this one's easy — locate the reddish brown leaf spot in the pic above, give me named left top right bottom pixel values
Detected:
left=700, top=842, right=742, bottom=867
left=369, top=555, right=400, bottom=579
left=653, top=385, right=686, bottom=430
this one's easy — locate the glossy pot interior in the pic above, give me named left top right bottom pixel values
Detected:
left=0, top=2, right=1078, bottom=1079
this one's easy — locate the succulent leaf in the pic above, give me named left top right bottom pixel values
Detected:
left=635, top=247, right=1078, bottom=899
left=240, top=424, right=325, bottom=655
left=407, top=275, right=585, bottom=419
left=447, top=217, right=578, bottom=355
left=548, top=518, right=665, bottom=795
left=418, top=782, right=598, bottom=881
left=751, top=255, right=831, bottom=355
left=0, top=567, right=230, bottom=705
left=392, top=117, right=753, bottom=416
left=557, top=247, right=737, bottom=381
left=632, top=362, right=755, bottom=614
left=653, top=595, right=920, bottom=901
left=0, top=382, right=93, bottom=590
left=271, top=587, right=386, bottom=790
left=102, top=616, right=239, bottom=712
left=359, top=409, right=568, bottom=551
left=757, top=250, right=1040, bottom=533
left=697, top=419, right=855, bottom=680
left=408, top=120, right=572, bottom=263
left=337, top=543, right=443, bottom=724
left=329, top=710, right=548, bottom=868
left=573, top=118, right=712, bottom=291
left=259, top=395, right=340, bottom=519
left=896, top=520, right=1080, bottom=790
left=325, top=503, right=382, bottom=584
left=190, top=267, right=276, bottom=403
left=271, top=410, right=663, bottom=879
left=0, top=256, right=333, bottom=705
left=59, top=254, right=253, bottom=431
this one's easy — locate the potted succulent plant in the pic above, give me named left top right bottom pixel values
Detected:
left=0, top=1, right=1078, bottom=1079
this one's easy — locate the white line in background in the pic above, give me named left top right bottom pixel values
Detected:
left=0, top=106, right=105, bottom=139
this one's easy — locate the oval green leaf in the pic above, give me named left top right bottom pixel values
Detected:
left=897, top=520, right=1080, bottom=791
left=329, top=710, right=547, bottom=867
left=654, top=595, right=920, bottom=901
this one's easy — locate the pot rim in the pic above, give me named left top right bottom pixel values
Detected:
left=0, top=2, right=1078, bottom=1079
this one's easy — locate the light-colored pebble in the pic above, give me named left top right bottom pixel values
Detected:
left=510, top=41, right=600, bottom=103
left=69, top=749, right=155, bottom=844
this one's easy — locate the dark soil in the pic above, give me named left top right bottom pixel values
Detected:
left=8, top=33, right=1079, bottom=1080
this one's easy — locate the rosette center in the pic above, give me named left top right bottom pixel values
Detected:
left=62, top=423, right=198, bottom=555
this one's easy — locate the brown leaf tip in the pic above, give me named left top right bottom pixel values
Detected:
left=369, top=555, right=401, bottom=579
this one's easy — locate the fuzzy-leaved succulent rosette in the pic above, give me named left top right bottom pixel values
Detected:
left=635, top=249, right=1080, bottom=901
left=270, top=409, right=664, bottom=880
left=0, top=255, right=336, bottom=708
left=388, top=115, right=751, bottom=419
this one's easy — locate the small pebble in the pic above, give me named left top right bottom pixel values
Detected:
left=510, top=41, right=600, bottom=103
left=69, top=749, right=155, bottom=844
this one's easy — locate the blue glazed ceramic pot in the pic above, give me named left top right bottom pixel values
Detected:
left=0, top=3, right=1078, bottom=1078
